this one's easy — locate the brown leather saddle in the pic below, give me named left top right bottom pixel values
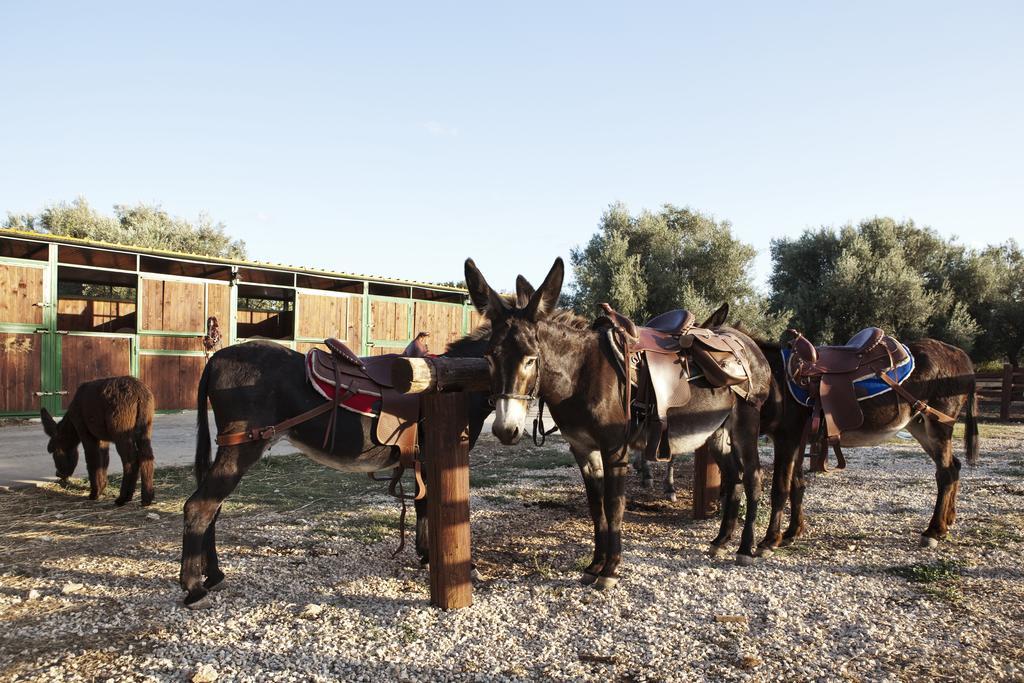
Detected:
left=309, top=335, right=427, bottom=463
left=217, top=333, right=431, bottom=498
left=785, top=327, right=953, bottom=469
left=600, top=304, right=757, bottom=462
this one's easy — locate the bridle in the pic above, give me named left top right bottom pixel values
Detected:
left=485, top=334, right=560, bottom=446
left=485, top=353, right=541, bottom=407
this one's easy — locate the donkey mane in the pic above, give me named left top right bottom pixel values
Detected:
left=446, top=323, right=492, bottom=356
left=445, top=305, right=593, bottom=356
left=543, top=308, right=593, bottom=331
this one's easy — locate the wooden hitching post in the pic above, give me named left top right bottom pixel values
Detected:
left=422, top=392, right=473, bottom=609
left=1000, top=363, right=1013, bottom=422
left=692, top=443, right=720, bottom=520
left=808, top=439, right=828, bottom=473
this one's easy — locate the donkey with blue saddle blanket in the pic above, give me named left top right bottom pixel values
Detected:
left=752, top=323, right=979, bottom=555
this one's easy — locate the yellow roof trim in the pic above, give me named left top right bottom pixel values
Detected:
left=0, top=228, right=468, bottom=294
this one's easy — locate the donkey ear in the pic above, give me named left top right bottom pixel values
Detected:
left=40, top=408, right=58, bottom=437
left=464, top=258, right=509, bottom=319
left=515, top=275, right=535, bottom=309
left=524, top=257, right=564, bottom=321
left=700, top=302, right=730, bottom=329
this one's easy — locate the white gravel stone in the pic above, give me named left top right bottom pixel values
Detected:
left=191, top=663, right=218, bottom=682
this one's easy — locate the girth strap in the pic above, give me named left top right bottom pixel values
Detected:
left=215, top=401, right=336, bottom=447
left=877, top=372, right=957, bottom=425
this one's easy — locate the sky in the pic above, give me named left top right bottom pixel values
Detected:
left=1, top=2, right=1021, bottom=293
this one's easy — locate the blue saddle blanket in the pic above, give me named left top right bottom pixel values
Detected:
left=781, top=344, right=915, bottom=408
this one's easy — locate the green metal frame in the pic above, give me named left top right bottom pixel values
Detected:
left=0, top=248, right=57, bottom=417
left=365, top=293, right=414, bottom=352
left=361, top=282, right=371, bottom=355
left=363, top=294, right=472, bottom=353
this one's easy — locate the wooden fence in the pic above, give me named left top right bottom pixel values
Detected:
left=976, top=364, right=1024, bottom=421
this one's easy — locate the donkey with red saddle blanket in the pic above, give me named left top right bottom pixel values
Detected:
left=179, top=333, right=489, bottom=608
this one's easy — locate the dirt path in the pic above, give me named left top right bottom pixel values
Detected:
left=0, top=411, right=506, bottom=490
left=0, top=413, right=300, bottom=490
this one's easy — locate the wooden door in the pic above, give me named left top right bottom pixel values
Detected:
left=140, top=354, right=205, bottom=410
left=0, top=262, right=48, bottom=414
left=0, top=333, right=43, bottom=413
left=413, top=301, right=466, bottom=354
left=0, top=263, right=46, bottom=326
left=368, top=298, right=412, bottom=355
left=140, top=277, right=205, bottom=333
left=59, top=336, right=133, bottom=409
left=296, top=291, right=358, bottom=344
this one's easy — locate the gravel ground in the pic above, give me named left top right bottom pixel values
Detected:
left=1, top=426, right=1022, bottom=682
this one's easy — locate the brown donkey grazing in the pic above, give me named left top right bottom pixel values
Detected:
left=464, top=257, right=774, bottom=588
left=754, top=333, right=979, bottom=555
left=40, top=376, right=156, bottom=506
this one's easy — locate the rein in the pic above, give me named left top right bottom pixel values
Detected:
left=532, top=398, right=559, bottom=446
left=487, top=357, right=560, bottom=447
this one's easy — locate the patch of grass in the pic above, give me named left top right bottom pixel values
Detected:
left=469, top=445, right=574, bottom=488
left=876, top=421, right=1024, bottom=446
left=734, top=498, right=770, bottom=529
left=513, top=447, right=576, bottom=470
left=965, top=515, right=1024, bottom=549
left=532, top=550, right=555, bottom=579
left=974, top=422, right=1024, bottom=439
left=397, top=621, right=422, bottom=644
left=884, top=558, right=964, bottom=602
left=886, top=558, right=961, bottom=584
left=335, top=510, right=398, bottom=544
left=995, top=458, right=1024, bottom=477
left=774, top=540, right=816, bottom=557
left=94, top=454, right=385, bottom=516
left=479, top=492, right=520, bottom=505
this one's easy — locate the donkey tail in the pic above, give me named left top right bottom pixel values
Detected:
left=964, top=376, right=980, bottom=466
left=195, top=359, right=214, bottom=483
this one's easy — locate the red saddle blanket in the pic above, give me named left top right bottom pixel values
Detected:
left=305, top=350, right=380, bottom=417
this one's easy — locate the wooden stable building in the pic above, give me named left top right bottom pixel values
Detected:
left=0, top=229, right=482, bottom=417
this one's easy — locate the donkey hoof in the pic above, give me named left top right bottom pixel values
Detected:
left=708, top=544, right=729, bottom=559
left=204, top=573, right=227, bottom=592
left=595, top=576, right=619, bottom=590
left=470, top=567, right=484, bottom=582
left=114, top=498, right=129, bottom=507
left=735, top=554, right=756, bottom=567
left=919, top=535, right=939, bottom=549
left=666, top=492, right=678, bottom=503
left=183, top=593, right=212, bottom=610
left=579, top=572, right=600, bottom=586
left=756, top=547, right=774, bottom=559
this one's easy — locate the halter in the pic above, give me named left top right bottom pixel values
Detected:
left=486, top=357, right=542, bottom=407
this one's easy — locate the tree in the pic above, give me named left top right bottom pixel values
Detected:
left=976, top=240, right=1024, bottom=366
left=569, top=203, right=790, bottom=339
left=4, top=197, right=246, bottom=259
left=768, top=217, right=1007, bottom=353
